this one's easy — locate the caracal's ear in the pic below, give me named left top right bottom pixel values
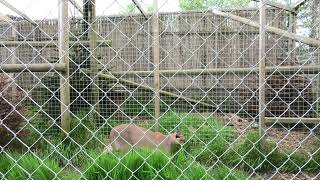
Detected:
left=175, top=132, right=182, bottom=139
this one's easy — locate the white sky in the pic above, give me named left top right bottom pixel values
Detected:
left=0, top=0, right=180, bottom=20
left=0, top=0, right=303, bottom=20
left=0, top=0, right=308, bottom=36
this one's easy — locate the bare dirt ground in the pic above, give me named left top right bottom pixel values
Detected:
left=265, top=128, right=319, bottom=152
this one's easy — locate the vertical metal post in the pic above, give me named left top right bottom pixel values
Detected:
left=259, top=0, right=266, bottom=136
left=153, top=0, right=160, bottom=131
left=59, top=0, right=71, bottom=136
left=89, top=0, right=100, bottom=119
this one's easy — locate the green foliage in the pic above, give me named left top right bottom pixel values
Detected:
left=22, top=106, right=60, bottom=143
left=178, top=0, right=250, bottom=10
left=60, top=170, right=81, bottom=180
left=69, top=111, right=96, bottom=146
left=0, top=153, right=14, bottom=178
left=83, top=148, right=215, bottom=180
left=83, top=150, right=118, bottom=180
left=211, top=166, right=256, bottom=180
left=17, top=108, right=320, bottom=178
left=121, top=2, right=154, bottom=15
left=5, top=153, right=60, bottom=180
left=194, top=130, right=320, bottom=174
left=158, top=112, right=234, bottom=149
left=222, top=131, right=281, bottom=171
left=179, top=0, right=210, bottom=10
left=303, top=150, right=320, bottom=172
left=44, top=141, right=97, bottom=168
left=124, top=98, right=169, bottom=117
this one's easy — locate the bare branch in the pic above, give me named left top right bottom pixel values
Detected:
left=252, top=0, right=294, bottom=12
left=212, top=9, right=320, bottom=47
left=68, top=0, right=83, bottom=14
left=0, top=0, right=37, bottom=25
left=131, top=0, right=148, bottom=20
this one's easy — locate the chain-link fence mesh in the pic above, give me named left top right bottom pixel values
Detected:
left=0, top=0, right=320, bottom=179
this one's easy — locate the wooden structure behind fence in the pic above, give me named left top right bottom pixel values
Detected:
left=0, top=9, right=318, bottom=119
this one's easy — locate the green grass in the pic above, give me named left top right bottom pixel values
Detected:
left=157, top=112, right=235, bottom=151
left=211, top=166, right=260, bottom=180
left=69, top=111, right=105, bottom=149
left=0, top=153, right=61, bottom=180
left=124, top=99, right=170, bottom=117
left=194, top=130, right=320, bottom=174
left=84, top=149, right=180, bottom=180
left=12, top=108, right=320, bottom=178
left=83, top=148, right=254, bottom=180
left=0, top=153, right=14, bottom=178
left=19, top=109, right=106, bottom=168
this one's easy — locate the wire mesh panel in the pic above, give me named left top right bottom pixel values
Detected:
left=0, top=0, right=320, bottom=179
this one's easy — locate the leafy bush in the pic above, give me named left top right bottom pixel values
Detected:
left=0, top=74, right=25, bottom=147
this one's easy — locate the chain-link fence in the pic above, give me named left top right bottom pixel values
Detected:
left=0, top=0, right=320, bottom=179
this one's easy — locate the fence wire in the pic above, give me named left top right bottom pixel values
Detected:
left=0, top=0, right=320, bottom=179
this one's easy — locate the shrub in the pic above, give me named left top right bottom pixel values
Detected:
left=0, top=74, right=25, bottom=147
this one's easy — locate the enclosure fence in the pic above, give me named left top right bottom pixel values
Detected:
left=0, top=0, right=320, bottom=179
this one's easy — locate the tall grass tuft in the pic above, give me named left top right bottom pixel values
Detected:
left=211, top=166, right=258, bottom=180
left=6, top=153, right=60, bottom=180
left=158, top=112, right=235, bottom=149
left=83, top=148, right=215, bottom=180
left=0, top=153, right=14, bottom=178
left=222, top=131, right=320, bottom=173
left=83, top=150, right=118, bottom=180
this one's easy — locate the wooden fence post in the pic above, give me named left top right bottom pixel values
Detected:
left=259, top=0, right=266, bottom=136
left=153, top=0, right=160, bottom=131
left=89, top=0, right=100, bottom=120
left=59, top=0, right=71, bottom=136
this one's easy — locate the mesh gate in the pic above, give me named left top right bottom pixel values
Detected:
left=0, top=0, right=320, bottom=179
